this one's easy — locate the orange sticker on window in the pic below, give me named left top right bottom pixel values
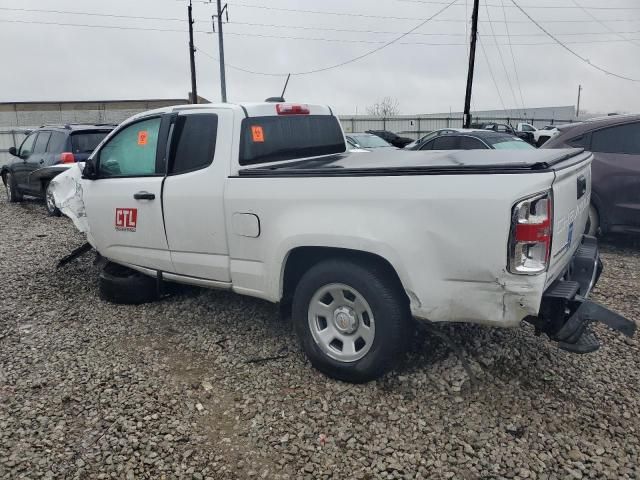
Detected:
left=138, top=131, right=148, bottom=146
left=251, top=125, right=265, bottom=143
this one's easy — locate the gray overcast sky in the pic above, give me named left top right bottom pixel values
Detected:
left=1, top=0, right=639, bottom=115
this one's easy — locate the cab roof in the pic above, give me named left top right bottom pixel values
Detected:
left=126, top=102, right=334, bottom=123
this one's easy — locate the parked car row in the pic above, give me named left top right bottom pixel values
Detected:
left=1, top=123, right=114, bottom=215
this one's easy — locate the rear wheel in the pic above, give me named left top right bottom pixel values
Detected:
left=585, top=204, right=600, bottom=236
left=4, top=172, right=23, bottom=203
left=44, top=181, right=61, bottom=217
left=292, top=258, right=411, bottom=383
left=99, top=262, right=158, bottom=305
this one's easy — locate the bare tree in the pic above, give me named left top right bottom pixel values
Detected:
left=366, top=97, right=400, bottom=117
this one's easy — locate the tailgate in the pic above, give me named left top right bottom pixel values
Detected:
left=546, top=151, right=593, bottom=286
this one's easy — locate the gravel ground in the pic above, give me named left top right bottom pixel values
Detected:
left=1, top=195, right=639, bottom=480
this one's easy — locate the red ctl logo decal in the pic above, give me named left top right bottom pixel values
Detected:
left=115, top=208, right=138, bottom=232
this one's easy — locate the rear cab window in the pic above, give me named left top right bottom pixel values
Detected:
left=239, top=115, right=345, bottom=166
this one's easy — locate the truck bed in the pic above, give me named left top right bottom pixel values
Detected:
left=238, top=148, right=589, bottom=177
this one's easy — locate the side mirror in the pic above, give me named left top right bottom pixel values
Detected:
left=82, top=158, right=98, bottom=180
left=8, top=147, right=17, bottom=157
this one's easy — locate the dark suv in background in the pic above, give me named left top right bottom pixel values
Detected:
left=542, top=114, right=640, bottom=235
left=1, top=124, right=114, bottom=215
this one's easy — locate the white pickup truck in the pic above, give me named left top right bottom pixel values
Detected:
left=52, top=102, right=634, bottom=383
left=516, top=123, right=560, bottom=147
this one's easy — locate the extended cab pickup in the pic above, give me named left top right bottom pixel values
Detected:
left=52, top=102, right=635, bottom=382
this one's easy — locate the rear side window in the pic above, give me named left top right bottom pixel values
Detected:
left=239, top=115, right=345, bottom=165
left=98, top=117, right=161, bottom=177
left=431, top=136, right=459, bottom=150
left=47, top=132, right=68, bottom=153
left=72, top=131, right=110, bottom=154
left=169, top=114, right=218, bottom=174
left=568, top=134, right=590, bottom=148
left=591, top=123, right=640, bottom=154
left=458, top=136, right=487, bottom=149
left=33, top=132, right=51, bottom=154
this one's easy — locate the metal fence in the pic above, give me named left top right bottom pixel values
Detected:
left=338, top=116, right=575, bottom=139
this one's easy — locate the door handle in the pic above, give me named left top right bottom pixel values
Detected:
left=133, top=191, right=155, bottom=200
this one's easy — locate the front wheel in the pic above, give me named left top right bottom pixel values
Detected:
left=4, top=172, right=23, bottom=203
left=44, top=181, right=61, bottom=217
left=292, top=259, right=411, bottom=383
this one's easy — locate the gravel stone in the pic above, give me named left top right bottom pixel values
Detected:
left=0, top=195, right=639, bottom=479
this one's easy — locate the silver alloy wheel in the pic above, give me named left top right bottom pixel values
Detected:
left=45, top=183, right=56, bottom=213
left=308, top=283, right=375, bottom=363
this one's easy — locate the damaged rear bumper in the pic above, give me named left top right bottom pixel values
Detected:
left=532, top=235, right=636, bottom=353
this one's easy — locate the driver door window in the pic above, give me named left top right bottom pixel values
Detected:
left=19, top=133, right=37, bottom=159
left=98, top=117, right=162, bottom=177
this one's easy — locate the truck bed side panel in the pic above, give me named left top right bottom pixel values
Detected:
left=224, top=172, right=555, bottom=326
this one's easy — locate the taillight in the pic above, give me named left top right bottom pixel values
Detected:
left=276, top=103, right=310, bottom=115
left=59, top=152, right=75, bottom=164
left=508, top=191, right=553, bottom=275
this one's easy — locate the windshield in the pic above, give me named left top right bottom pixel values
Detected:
left=71, top=131, right=110, bottom=154
left=350, top=135, right=392, bottom=148
left=489, top=138, right=535, bottom=150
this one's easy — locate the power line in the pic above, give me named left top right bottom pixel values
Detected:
left=501, top=0, right=526, bottom=116
left=570, top=0, right=640, bottom=48
left=5, top=3, right=640, bottom=26
left=401, top=0, right=640, bottom=9
left=226, top=2, right=640, bottom=23
left=478, top=34, right=507, bottom=110
left=0, top=6, right=202, bottom=23
left=2, top=18, right=640, bottom=46
left=196, top=45, right=287, bottom=76
left=227, top=20, right=640, bottom=38
left=483, top=1, right=519, bottom=112
left=510, top=0, right=640, bottom=82
left=195, top=0, right=461, bottom=77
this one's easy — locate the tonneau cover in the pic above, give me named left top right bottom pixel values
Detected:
left=238, top=148, right=590, bottom=177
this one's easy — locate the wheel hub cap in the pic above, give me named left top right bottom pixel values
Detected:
left=333, top=306, right=358, bottom=334
left=307, top=283, right=376, bottom=363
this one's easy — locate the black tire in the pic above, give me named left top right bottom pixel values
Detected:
left=44, top=181, right=61, bottom=217
left=292, top=258, right=411, bottom=383
left=99, top=262, right=158, bottom=305
left=4, top=172, right=23, bottom=203
left=536, top=136, right=549, bottom=148
left=585, top=204, right=600, bottom=236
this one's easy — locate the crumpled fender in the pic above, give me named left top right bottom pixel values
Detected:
left=49, top=163, right=90, bottom=234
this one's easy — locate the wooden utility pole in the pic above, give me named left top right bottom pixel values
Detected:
left=187, top=0, right=198, bottom=104
left=463, top=0, right=480, bottom=128
left=576, top=84, right=582, bottom=119
left=215, top=0, right=228, bottom=102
